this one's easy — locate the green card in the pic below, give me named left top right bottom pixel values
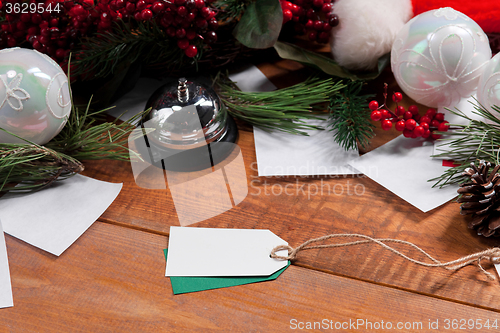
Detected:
left=164, top=249, right=290, bottom=295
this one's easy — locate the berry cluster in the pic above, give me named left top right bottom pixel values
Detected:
left=0, top=0, right=219, bottom=70
left=280, top=0, right=339, bottom=44
left=369, top=85, right=449, bottom=140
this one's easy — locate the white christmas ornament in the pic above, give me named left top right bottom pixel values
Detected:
left=477, top=52, right=500, bottom=116
left=0, top=48, right=71, bottom=144
left=391, top=7, right=491, bottom=108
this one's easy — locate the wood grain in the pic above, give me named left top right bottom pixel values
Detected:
left=79, top=59, right=500, bottom=311
left=3, top=222, right=498, bottom=332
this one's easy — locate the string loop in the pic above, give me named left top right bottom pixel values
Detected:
left=270, top=233, right=500, bottom=281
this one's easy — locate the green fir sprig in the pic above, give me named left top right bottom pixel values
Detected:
left=328, top=81, right=375, bottom=151
left=73, top=20, right=188, bottom=79
left=0, top=131, right=83, bottom=193
left=432, top=100, right=500, bottom=187
left=215, top=73, right=345, bottom=135
left=212, top=0, right=254, bottom=25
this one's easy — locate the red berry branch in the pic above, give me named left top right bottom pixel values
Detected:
left=279, top=0, right=339, bottom=44
left=369, top=84, right=450, bottom=139
left=0, top=0, right=220, bottom=70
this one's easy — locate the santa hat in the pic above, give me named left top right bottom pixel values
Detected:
left=412, top=0, right=500, bottom=33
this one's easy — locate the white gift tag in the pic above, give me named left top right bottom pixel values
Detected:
left=494, top=263, right=500, bottom=281
left=165, top=226, right=289, bottom=277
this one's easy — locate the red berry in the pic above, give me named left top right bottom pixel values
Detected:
left=431, top=133, right=442, bottom=140
left=395, top=120, right=406, bottom=131
left=426, top=108, right=437, bottom=119
left=403, top=129, right=413, bottom=138
left=205, top=31, right=217, bottom=43
left=438, top=122, right=449, bottom=132
left=405, top=119, right=416, bottom=130
left=420, top=122, right=429, bottom=131
left=308, top=31, right=317, bottom=41
left=328, top=14, right=339, bottom=27
left=381, top=110, right=390, bottom=120
left=408, top=105, right=419, bottom=115
left=176, top=28, right=186, bottom=39
left=403, top=111, right=412, bottom=120
left=152, top=1, right=164, bottom=12
left=184, top=45, right=198, bottom=57
left=368, top=100, right=378, bottom=111
left=141, top=9, right=153, bottom=20
left=313, top=0, right=323, bottom=8
left=177, top=39, right=189, bottom=49
left=396, top=105, right=405, bottom=116
left=305, top=19, right=314, bottom=29
left=194, top=0, right=205, bottom=8
left=283, top=9, right=293, bottom=22
left=420, top=116, right=431, bottom=125
left=381, top=119, right=392, bottom=131
left=370, top=110, right=382, bottom=121
left=281, top=1, right=292, bottom=10
left=178, top=6, right=188, bottom=16
left=313, top=20, right=324, bottom=31
left=321, top=3, right=332, bottom=12
left=422, top=129, right=431, bottom=139
left=392, top=92, right=403, bottom=103
left=413, top=126, right=424, bottom=137
left=435, top=113, right=445, bottom=122
left=200, top=7, right=212, bottom=18
left=413, top=114, right=421, bottom=122
left=431, top=119, right=440, bottom=128
left=186, top=29, right=197, bottom=40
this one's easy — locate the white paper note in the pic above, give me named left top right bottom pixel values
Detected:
left=0, top=175, right=122, bottom=256
left=165, top=226, right=288, bottom=277
left=231, top=65, right=360, bottom=177
left=0, top=220, right=13, bottom=309
left=254, top=117, right=359, bottom=176
left=349, top=136, right=458, bottom=212
left=229, top=64, right=277, bottom=92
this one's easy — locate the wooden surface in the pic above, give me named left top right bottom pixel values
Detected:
left=2, top=59, right=500, bottom=332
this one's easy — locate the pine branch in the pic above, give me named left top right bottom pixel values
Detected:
left=72, top=20, right=188, bottom=79
left=212, top=0, right=254, bottom=25
left=214, top=73, right=346, bottom=135
left=0, top=131, right=83, bottom=193
left=431, top=100, right=500, bottom=187
left=328, top=81, right=375, bottom=151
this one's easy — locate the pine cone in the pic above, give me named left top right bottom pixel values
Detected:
left=458, top=161, right=500, bottom=237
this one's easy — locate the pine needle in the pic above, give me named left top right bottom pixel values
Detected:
left=214, top=72, right=346, bottom=135
left=328, top=81, right=375, bottom=151
left=431, top=99, right=500, bottom=187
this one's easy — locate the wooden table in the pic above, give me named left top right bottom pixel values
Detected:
left=2, top=59, right=500, bottom=332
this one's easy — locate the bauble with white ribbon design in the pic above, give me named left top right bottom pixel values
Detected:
left=391, top=7, right=491, bottom=108
left=0, top=47, right=71, bottom=145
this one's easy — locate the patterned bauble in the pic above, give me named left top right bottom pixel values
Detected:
left=0, top=48, right=71, bottom=145
left=477, top=52, right=500, bottom=116
left=391, top=7, right=491, bottom=108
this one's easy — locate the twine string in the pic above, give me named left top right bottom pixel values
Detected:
left=270, top=234, right=500, bottom=281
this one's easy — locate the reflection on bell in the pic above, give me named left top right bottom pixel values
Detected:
left=140, top=77, right=238, bottom=172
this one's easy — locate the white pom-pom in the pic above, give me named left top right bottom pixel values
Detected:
left=330, top=0, right=413, bottom=70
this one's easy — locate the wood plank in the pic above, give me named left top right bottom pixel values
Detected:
left=2, top=222, right=498, bottom=332
left=80, top=60, right=500, bottom=310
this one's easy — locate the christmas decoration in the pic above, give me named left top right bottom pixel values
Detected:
left=412, top=0, right=500, bottom=34
left=141, top=77, right=238, bottom=171
left=369, top=84, right=449, bottom=139
left=432, top=102, right=500, bottom=187
left=215, top=73, right=345, bottom=135
left=391, top=7, right=491, bottom=108
left=328, top=81, right=375, bottom=150
left=477, top=52, right=500, bottom=117
left=330, top=0, right=412, bottom=70
left=0, top=89, right=146, bottom=193
left=279, top=0, right=339, bottom=45
left=0, top=47, right=71, bottom=145
left=458, top=161, right=500, bottom=237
